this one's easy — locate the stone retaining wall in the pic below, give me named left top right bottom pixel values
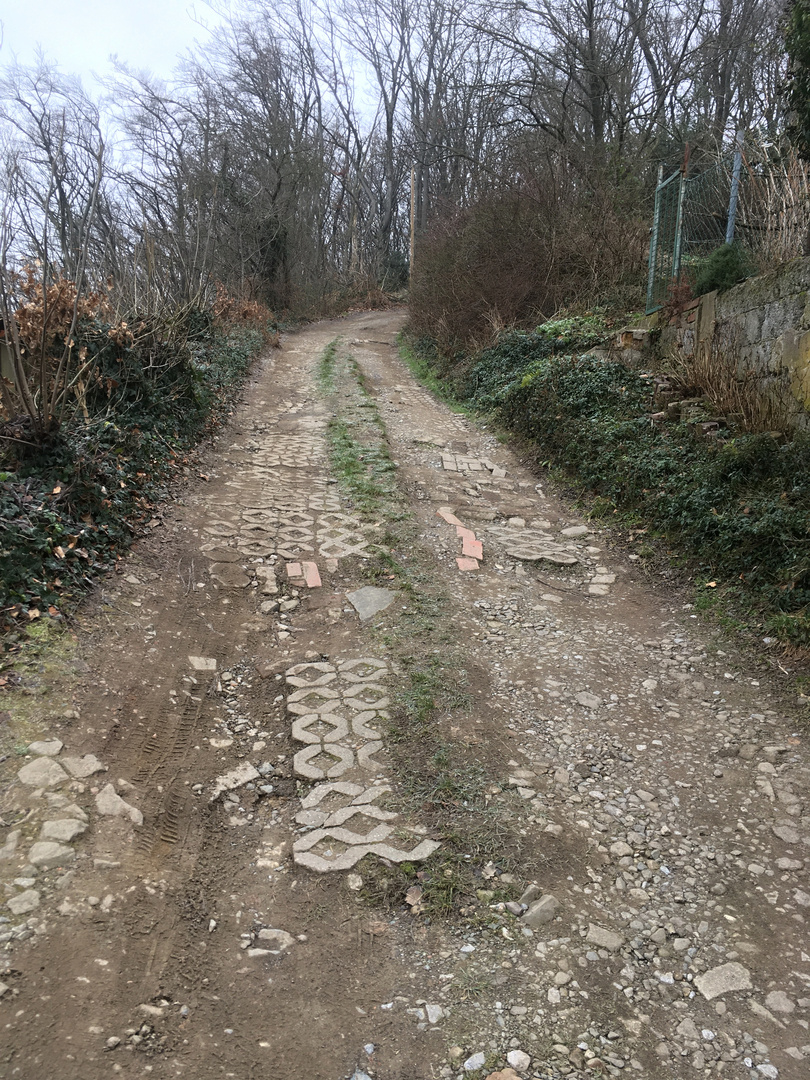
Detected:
left=659, top=256, right=810, bottom=431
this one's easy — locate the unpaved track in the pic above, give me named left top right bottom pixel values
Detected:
left=1, top=311, right=809, bottom=1080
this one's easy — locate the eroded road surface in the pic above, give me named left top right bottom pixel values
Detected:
left=2, top=311, right=810, bottom=1080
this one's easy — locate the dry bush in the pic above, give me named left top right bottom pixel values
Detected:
left=668, top=324, right=784, bottom=433
left=661, top=280, right=695, bottom=324
left=316, top=275, right=397, bottom=318
left=12, top=265, right=110, bottom=355
left=211, top=282, right=279, bottom=343
left=409, top=168, right=646, bottom=353
left=1, top=265, right=113, bottom=430
left=737, top=144, right=810, bottom=270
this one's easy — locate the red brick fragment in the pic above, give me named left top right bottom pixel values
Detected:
left=437, top=506, right=465, bottom=527
left=462, top=536, right=483, bottom=560
left=301, top=561, right=322, bottom=588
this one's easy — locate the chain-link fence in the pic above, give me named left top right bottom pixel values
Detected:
left=647, top=144, right=810, bottom=314
left=646, top=159, right=741, bottom=314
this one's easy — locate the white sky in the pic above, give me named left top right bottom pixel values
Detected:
left=0, top=1, right=236, bottom=84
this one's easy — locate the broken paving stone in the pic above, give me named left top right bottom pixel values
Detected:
left=27, top=739, right=63, bottom=756
left=209, top=762, right=260, bottom=801
left=7, top=889, right=40, bottom=916
left=255, top=566, right=278, bottom=595
left=61, top=754, right=106, bottom=778
left=346, top=586, right=396, bottom=621
left=506, top=546, right=579, bottom=566
left=437, top=507, right=465, bottom=527
left=18, top=757, right=69, bottom=788
left=560, top=525, right=590, bottom=537
left=28, top=841, right=75, bottom=869
left=586, top=924, right=624, bottom=952
left=95, top=783, right=143, bottom=826
left=462, top=536, right=483, bottom=560
left=40, top=819, right=87, bottom=843
left=302, top=561, right=322, bottom=587
left=256, top=928, right=295, bottom=952
left=200, top=546, right=241, bottom=563
left=694, top=962, right=752, bottom=1000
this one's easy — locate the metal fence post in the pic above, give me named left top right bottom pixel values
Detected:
left=725, top=129, right=744, bottom=245
left=646, top=165, right=664, bottom=314
left=672, top=170, right=688, bottom=285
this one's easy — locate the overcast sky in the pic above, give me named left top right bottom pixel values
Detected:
left=0, top=1, right=236, bottom=84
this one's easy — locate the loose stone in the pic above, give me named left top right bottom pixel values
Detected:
left=95, top=784, right=143, bottom=826
left=506, top=1049, right=532, bottom=1071
left=40, top=819, right=88, bottom=843
left=694, top=962, right=752, bottom=1000
left=6, top=890, right=40, bottom=916
left=586, top=924, right=624, bottom=952
left=27, top=740, right=64, bottom=756
left=17, top=758, right=69, bottom=788
left=28, top=842, right=75, bottom=869
left=522, top=895, right=560, bottom=927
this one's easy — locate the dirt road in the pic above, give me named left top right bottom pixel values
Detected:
left=1, top=311, right=809, bottom=1080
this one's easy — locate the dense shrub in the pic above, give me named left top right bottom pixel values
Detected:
left=693, top=243, right=753, bottom=296
left=409, top=167, right=646, bottom=352
left=0, top=317, right=265, bottom=625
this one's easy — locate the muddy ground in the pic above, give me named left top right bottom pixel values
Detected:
left=1, top=310, right=809, bottom=1080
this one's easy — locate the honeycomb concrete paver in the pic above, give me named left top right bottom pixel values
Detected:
left=186, top=358, right=438, bottom=875
left=284, top=656, right=439, bottom=872
left=293, top=743, right=356, bottom=780
left=290, top=713, right=350, bottom=744
left=486, top=524, right=581, bottom=565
